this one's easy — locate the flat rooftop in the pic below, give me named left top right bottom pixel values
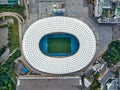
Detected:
left=16, top=77, right=82, bottom=90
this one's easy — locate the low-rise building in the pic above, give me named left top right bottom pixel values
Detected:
left=92, top=63, right=102, bottom=71
left=106, top=78, right=119, bottom=90
left=94, top=0, right=120, bottom=23
left=84, top=78, right=91, bottom=88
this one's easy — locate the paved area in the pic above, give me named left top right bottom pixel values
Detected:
left=15, top=60, right=25, bottom=75
left=23, top=0, right=29, bottom=22
left=112, top=24, right=120, bottom=40
left=0, top=18, right=13, bottom=25
left=65, top=0, right=112, bottom=57
left=21, top=0, right=113, bottom=74
left=0, top=27, right=9, bottom=62
left=0, top=27, right=8, bottom=49
left=0, top=48, right=9, bottom=63
left=16, top=77, right=84, bottom=90
left=27, top=0, right=61, bottom=26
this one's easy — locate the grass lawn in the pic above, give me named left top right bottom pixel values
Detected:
left=6, top=17, right=19, bottom=52
left=48, top=38, right=71, bottom=53
left=0, top=5, right=24, bottom=17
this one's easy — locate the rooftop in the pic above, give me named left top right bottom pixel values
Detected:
left=22, top=16, right=96, bottom=74
left=106, top=78, right=119, bottom=90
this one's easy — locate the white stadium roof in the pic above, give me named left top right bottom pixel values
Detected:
left=22, top=16, right=96, bottom=74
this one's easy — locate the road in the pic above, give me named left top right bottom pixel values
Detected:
left=0, top=12, right=24, bottom=23
left=112, top=24, right=120, bottom=40
left=1, top=48, right=19, bottom=65
left=23, top=0, right=29, bottom=23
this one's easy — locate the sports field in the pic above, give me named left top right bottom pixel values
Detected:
left=48, top=38, right=71, bottom=53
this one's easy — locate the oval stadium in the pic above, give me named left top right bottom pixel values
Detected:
left=22, top=16, right=96, bottom=74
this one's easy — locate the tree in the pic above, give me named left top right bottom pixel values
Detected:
left=103, top=40, right=120, bottom=66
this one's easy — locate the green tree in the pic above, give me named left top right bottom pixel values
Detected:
left=103, top=40, right=120, bottom=66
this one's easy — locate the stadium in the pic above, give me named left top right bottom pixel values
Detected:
left=22, top=16, right=96, bottom=74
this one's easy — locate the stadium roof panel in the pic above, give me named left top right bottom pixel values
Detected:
left=22, top=16, right=96, bottom=74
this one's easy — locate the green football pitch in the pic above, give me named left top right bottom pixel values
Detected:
left=48, top=38, right=71, bottom=53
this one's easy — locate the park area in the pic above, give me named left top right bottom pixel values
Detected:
left=7, top=17, right=19, bottom=53
left=0, top=17, right=21, bottom=90
left=103, top=40, right=120, bottom=66
left=0, top=50, right=21, bottom=90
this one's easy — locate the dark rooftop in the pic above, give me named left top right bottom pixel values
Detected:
left=99, top=69, right=113, bottom=86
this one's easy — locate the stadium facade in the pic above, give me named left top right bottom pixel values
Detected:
left=22, top=16, right=96, bottom=74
